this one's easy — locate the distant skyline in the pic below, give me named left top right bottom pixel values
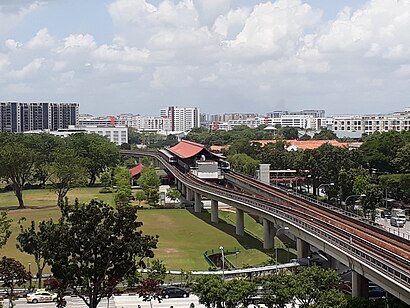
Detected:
left=1, top=0, right=410, bottom=116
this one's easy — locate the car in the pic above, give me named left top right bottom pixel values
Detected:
left=161, top=286, right=189, bottom=299
left=369, top=286, right=386, bottom=299
left=26, top=290, right=58, bottom=304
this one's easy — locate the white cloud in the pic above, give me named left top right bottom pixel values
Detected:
left=2, top=0, right=410, bottom=115
left=26, top=28, right=55, bottom=49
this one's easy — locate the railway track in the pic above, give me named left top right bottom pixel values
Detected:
left=121, top=149, right=410, bottom=292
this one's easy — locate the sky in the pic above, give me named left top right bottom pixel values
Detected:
left=0, top=0, right=410, bottom=116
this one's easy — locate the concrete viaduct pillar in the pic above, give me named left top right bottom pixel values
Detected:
left=263, top=219, right=274, bottom=250
left=194, top=192, right=202, bottom=213
left=352, top=272, right=369, bottom=299
left=296, top=238, right=310, bottom=259
left=236, top=208, right=244, bottom=236
left=211, top=200, right=219, bottom=223
left=177, top=179, right=182, bottom=191
left=181, top=184, right=186, bottom=197
left=186, top=188, right=193, bottom=206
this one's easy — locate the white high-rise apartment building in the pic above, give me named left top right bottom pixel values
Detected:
left=160, top=106, right=200, bottom=132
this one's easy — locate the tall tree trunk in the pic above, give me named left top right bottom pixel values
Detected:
left=15, top=187, right=25, bottom=209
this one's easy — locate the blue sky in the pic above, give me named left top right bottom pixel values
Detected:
left=1, top=0, right=409, bottom=116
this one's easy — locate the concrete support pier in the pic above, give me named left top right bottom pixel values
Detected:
left=181, top=184, right=186, bottom=197
left=186, top=189, right=193, bottom=206
left=352, top=272, right=369, bottom=298
left=296, top=238, right=310, bottom=259
left=177, top=180, right=182, bottom=191
left=211, top=200, right=219, bottom=223
left=236, top=208, right=244, bottom=236
left=194, top=192, right=202, bottom=213
left=263, top=219, right=274, bottom=249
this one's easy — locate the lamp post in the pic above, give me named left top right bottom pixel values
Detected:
left=344, top=194, right=366, bottom=212
left=28, top=262, right=32, bottom=291
left=317, top=183, right=334, bottom=200
left=275, top=227, right=290, bottom=272
left=219, top=246, right=225, bottom=280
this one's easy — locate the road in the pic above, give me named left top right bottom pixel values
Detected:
left=4, top=295, right=206, bottom=308
left=376, top=216, right=410, bottom=238
left=5, top=296, right=300, bottom=308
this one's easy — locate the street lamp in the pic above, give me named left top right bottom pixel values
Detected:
left=275, top=227, right=290, bottom=272
left=219, top=246, right=225, bottom=280
left=28, top=262, right=32, bottom=291
left=344, top=194, right=366, bottom=212
left=317, top=183, right=334, bottom=200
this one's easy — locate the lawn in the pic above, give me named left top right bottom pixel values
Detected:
left=0, top=188, right=273, bottom=272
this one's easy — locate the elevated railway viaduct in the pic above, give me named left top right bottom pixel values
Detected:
left=121, top=149, right=410, bottom=304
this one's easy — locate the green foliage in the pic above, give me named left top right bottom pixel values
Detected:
left=138, top=167, right=161, bottom=205
left=379, top=173, right=410, bottom=204
left=100, top=171, right=112, bottom=189
left=312, top=129, right=338, bottom=140
left=338, top=168, right=369, bottom=202
left=260, top=271, right=294, bottom=308
left=147, top=259, right=167, bottom=284
left=360, top=130, right=410, bottom=173
left=166, top=188, right=181, bottom=203
left=135, top=190, right=147, bottom=205
left=393, top=143, right=410, bottom=173
left=258, top=141, right=297, bottom=169
left=0, top=256, right=30, bottom=306
left=114, top=167, right=132, bottom=206
left=276, top=127, right=299, bottom=140
left=43, top=199, right=158, bottom=308
left=311, top=288, right=347, bottom=308
left=191, top=275, right=227, bottom=308
left=228, top=153, right=260, bottom=176
left=16, top=220, right=55, bottom=288
left=0, top=133, right=39, bottom=209
left=0, top=212, right=12, bottom=249
left=353, top=175, right=383, bottom=217
left=49, top=146, right=88, bottom=207
left=224, top=279, right=256, bottom=308
left=66, top=133, right=119, bottom=186
left=290, top=266, right=341, bottom=307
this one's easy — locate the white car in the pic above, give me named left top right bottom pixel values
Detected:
left=26, top=290, right=58, bottom=303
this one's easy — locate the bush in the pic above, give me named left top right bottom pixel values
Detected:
left=99, top=187, right=113, bottom=194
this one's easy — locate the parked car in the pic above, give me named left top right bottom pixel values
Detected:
left=26, top=290, right=58, bottom=303
left=161, top=286, right=189, bottom=299
left=369, top=286, right=386, bottom=299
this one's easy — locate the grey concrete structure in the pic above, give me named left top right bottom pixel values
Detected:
left=211, top=200, right=219, bottom=223
left=296, top=238, right=310, bottom=259
left=194, top=192, right=202, bottom=213
left=258, top=164, right=271, bottom=185
left=352, top=271, right=369, bottom=298
left=263, top=219, right=274, bottom=249
left=236, top=208, right=244, bottom=236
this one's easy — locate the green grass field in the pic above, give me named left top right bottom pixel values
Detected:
left=0, top=188, right=279, bottom=272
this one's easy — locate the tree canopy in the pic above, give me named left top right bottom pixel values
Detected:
left=42, top=200, right=158, bottom=308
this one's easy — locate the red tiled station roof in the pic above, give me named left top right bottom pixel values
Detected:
left=129, top=164, right=144, bottom=177
left=168, top=140, right=207, bottom=159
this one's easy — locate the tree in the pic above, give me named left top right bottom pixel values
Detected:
left=113, top=167, right=132, bottom=206
left=135, top=190, right=147, bottom=205
left=224, top=279, right=256, bottom=308
left=276, top=127, right=299, bottom=140
left=228, top=153, right=260, bottom=176
left=259, top=141, right=293, bottom=170
left=0, top=257, right=30, bottom=307
left=166, top=187, right=181, bottom=204
left=353, top=176, right=383, bottom=218
left=0, top=212, right=12, bottom=249
left=66, top=133, right=119, bottom=186
left=0, top=134, right=38, bottom=209
left=191, top=275, right=227, bottom=308
left=138, top=167, right=161, bottom=206
left=100, top=171, right=112, bottom=189
left=289, top=266, right=341, bottom=307
left=137, top=277, right=162, bottom=308
left=311, top=288, right=347, bottom=308
left=49, top=146, right=87, bottom=207
left=393, top=143, right=410, bottom=173
left=43, top=200, right=158, bottom=308
left=312, top=129, right=337, bottom=140
left=16, top=220, right=55, bottom=288
left=260, top=271, right=293, bottom=308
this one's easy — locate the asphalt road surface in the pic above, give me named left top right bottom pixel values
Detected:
left=5, top=295, right=206, bottom=308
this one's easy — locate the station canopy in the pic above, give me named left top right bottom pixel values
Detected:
left=168, top=140, right=223, bottom=160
